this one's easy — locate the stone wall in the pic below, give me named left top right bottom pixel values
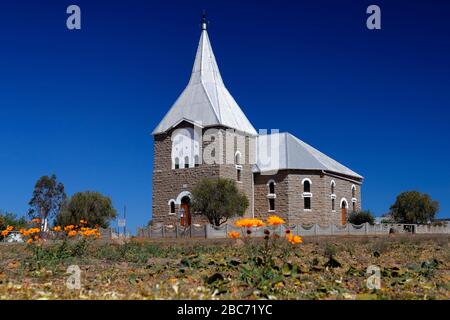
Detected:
left=152, top=123, right=255, bottom=224
left=254, top=170, right=362, bottom=225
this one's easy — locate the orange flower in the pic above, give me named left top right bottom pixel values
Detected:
left=31, top=218, right=41, bottom=224
left=1, top=230, right=9, bottom=237
left=267, top=215, right=285, bottom=226
left=80, top=219, right=87, bottom=225
left=228, top=231, right=241, bottom=239
left=68, top=230, right=77, bottom=237
left=235, top=218, right=266, bottom=228
left=64, top=225, right=75, bottom=232
left=286, top=234, right=303, bottom=244
left=26, top=238, right=33, bottom=244
left=6, top=225, right=14, bottom=231
left=53, top=226, right=62, bottom=232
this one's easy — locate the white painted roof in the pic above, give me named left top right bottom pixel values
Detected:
left=254, top=132, right=363, bottom=179
left=152, top=26, right=257, bottom=136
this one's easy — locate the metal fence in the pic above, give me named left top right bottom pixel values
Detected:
left=137, top=222, right=450, bottom=239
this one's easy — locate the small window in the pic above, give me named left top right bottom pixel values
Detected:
left=332, top=198, right=335, bottom=211
left=170, top=201, right=175, bottom=214
left=194, top=155, right=200, bottom=167
left=269, top=182, right=275, bottom=194
left=352, top=185, right=356, bottom=198
left=237, top=168, right=242, bottom=182
left=184, top=156, right=189, bottom=169
left=269, top=198, right=275, bottom=211
left=304, top=197, right=311, bottom=210
left=303, top=180, right=311, bottom=193
left=352, top=201, right=356, bottom=213
left=331, top=181, right=335, bottom=194
left=174, top=158, right=180, bottom=169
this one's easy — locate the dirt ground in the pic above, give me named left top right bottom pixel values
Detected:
left=0, top=234, right=448, bottom=300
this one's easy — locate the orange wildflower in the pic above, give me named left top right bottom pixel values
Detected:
left=68, top=230, right=77, bottom=237
left=31, top=218, right=41, bottom=224
left=1, top=230, right=9, bottom=237
left=267, top=215, right=285, bottom=226
left=228, top=231, right=241, bottom=239
left=26, top=238, right=33, bottom=244
left=235, top=218, right=266, bottom=228
left=286, top=234, right=303, bottom=244
left=53, top=226, right=62, bottom=232
left=6, top=226, right=14, bottom=231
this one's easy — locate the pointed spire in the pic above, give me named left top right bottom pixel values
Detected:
left=152, top=15, right=257, bottom=136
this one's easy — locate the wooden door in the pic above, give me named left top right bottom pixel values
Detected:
left=180, top=203, right=191, bottom=226
left=341, top=206, right=347, bottom=225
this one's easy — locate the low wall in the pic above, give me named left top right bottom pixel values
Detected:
left=137, top=223, right=450, bottom=239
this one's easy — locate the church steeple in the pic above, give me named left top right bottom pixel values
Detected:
left=152, top=15, right=257, bottom=136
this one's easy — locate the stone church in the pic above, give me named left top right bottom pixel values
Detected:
left=152, top=18, right=363, bottom=227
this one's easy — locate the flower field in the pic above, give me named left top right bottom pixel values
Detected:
left=0, top=233, right=448, bottom=300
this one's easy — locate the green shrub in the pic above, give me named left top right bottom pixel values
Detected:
left=347, top=210, right=375, bottom=225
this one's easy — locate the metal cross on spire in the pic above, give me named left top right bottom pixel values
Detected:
left=201, top=11, right=208, bottom=30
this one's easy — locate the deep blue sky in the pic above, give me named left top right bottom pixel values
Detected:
left=0, top=0, right=449, bottom=233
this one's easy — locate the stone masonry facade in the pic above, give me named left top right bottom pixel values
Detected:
left=152, top=122, right=254, bottom=225
left=254, top=170, right=362, bottom=226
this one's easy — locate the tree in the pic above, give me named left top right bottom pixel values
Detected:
left=55, top=191, right=117, bottom=228
left=347, top=210, right=375, bottom=225
left=389, top=191, right=439, bottom=224
left=0, top=211, right=27, bottom=229
left=191, top=178, right=249, bottom=227
left=28, top=174, right=66, bottom=230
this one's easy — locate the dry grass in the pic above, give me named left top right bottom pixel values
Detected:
left=0, top=234, right=448, bottom=300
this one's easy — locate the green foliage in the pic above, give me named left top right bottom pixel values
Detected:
left=347, top=210, right=375, bottom=225
left=390, top=191, right=439, bottom=224
left=55, top=191, right=117, bottom=228
left=191, top=178, right=249, bottom=226
left=28, top=174, right=66, bottom=222
left=0, top=211, right=27, bottom=229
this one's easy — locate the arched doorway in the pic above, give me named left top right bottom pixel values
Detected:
left=180, top=196, right=191, bottom=227
left=341, top=199, right=348, bottom=225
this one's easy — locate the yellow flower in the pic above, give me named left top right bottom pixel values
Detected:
left=286, top=234, right=303, bottom=244
left=228, top=231, right=241, bottom=239
left=267, top=215, right=285, bottom=226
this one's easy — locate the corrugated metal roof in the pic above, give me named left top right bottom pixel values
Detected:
left=152, top=27, right=257, bottom=136
left=254, top=132, right=363, bottom=179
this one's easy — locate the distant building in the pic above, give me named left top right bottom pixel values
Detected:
left=151, top=16, right=363, bottom=226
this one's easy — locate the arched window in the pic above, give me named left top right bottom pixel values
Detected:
left=352, top=185, right=356, bottom=198
left=194, top=155, right=200, bottom=167
left=235, top=151, right=241, bottom=165
left=352, top=201, right=356, bottom=213
left=269, top=181, right=275, bottom=194
left=303, top=180, right=311, bottom=193
left=168, top=200, right=176, bottom=215
left=174, top=157, right=180, bottom=169
left=331, top=180, right=335, bottom=194
left=302, top=178, right=312, bottom=210
left=184, top=156, right=189, bottom=169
